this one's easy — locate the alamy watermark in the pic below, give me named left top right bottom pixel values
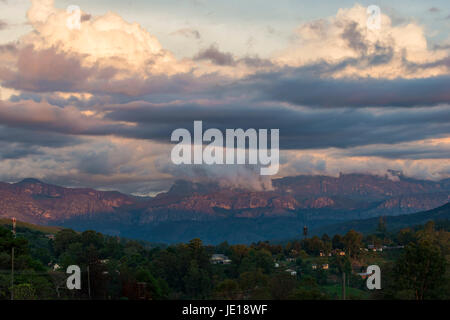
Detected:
left=66, top=5, right=82, bottom=30
left=170, top=121, right=279, bottom=175
left=366, top=265, right=381, bottom=290
left=367, top=5, right=381, bottom=30
left=66, top=265, right=81, bottom=290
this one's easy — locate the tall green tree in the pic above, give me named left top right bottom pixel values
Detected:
left=394, top=240, right=446, bottom=300
left=343, top=230, right=363, bottom=258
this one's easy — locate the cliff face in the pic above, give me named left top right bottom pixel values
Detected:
left=272, top=174, right=448, bottom=199
left=0, top=174, right=449, bottom=226
left=0, top=179, right=135, bottom=223
left=142, top=175, right=450, bottom=219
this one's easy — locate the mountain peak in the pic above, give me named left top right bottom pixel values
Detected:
left=17, top=178, right=44, bottom=184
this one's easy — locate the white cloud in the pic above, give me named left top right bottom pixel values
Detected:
left=23, top=0, right=191, bottom=78
left=275, top=4, right=449, bottom=79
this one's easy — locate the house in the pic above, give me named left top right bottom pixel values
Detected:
left=319, top=251, right=324, bottom=257
left=274, top=262, right=280, bottom=268
left=332, top=249, right=346, bottom=256
left=383, top=245, right=404, bottom=250
left=357, top=272, right=370, bottom=279
left=322, top=264, right=329, bottom=270
left=312, top=264, right=318, bottom=270
left=285, top=269, right=297, bottom=276
left=45, top=234, right=55, bottom=240
left=368, top=244, right=383, bottom=252
left=211, top=254, right=232, bottom=265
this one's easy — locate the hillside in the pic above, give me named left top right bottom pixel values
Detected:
left=313, top=202, right=450, bottom=236
left=0, top=174, right=449, bottom=243
left=0, top=218, right=62, bottom=234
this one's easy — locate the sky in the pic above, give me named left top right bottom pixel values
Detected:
left=0, top=0, right=449, bottom=195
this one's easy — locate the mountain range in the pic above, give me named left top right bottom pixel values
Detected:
left=0, top=173, right=449, bottom=243
left=311, top=202, right=450, bottom=236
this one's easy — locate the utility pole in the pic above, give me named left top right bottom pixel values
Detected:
left=342, top=272, right=346, bottom=300
left=11, top=217, right=16, bottom=301
left=87, top=265, right=91, bottom=299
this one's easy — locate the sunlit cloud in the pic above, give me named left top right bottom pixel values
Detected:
left=0, top=0, right=448, bottom=193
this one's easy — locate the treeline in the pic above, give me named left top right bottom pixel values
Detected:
left=0, top=220, right=448, bottom=300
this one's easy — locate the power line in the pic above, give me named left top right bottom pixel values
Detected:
left=11, top=217, right=16, bottom=301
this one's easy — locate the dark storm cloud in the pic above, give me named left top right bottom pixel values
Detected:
left=335, top=144, right=450, bottom=160
left=245, top=68, right=450, bottom=108
left=0, top=42, right=449, bottom=155
left=2, top=43, right=447, bottom=110
left=194, top=44, right=273, bottom=68
left=103, top=101, right=450, bottom=150
left=3, top=88, right=447, bottom=152
left=0, top=45, right=119, bottom=94
left=0, top=45, right=230, bottom=97
left=194, top=44, right=236, bottom=66
left=0, top=126, right=83, bottom=148
left=0, top=46, right=98, bottom=92
left=341, top=21, right=367, bottom=54
left=403, top=56, right=450, bottom=71
left=0, top=142, right=42, bottom=159
left=76, top=150, right=118, bottom=175
left=0, top=99, right=134, bottom=139
left=0, top=125, right=84, bottom=160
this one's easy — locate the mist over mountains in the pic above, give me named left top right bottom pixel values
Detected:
left=0, top=173, right=449, bottom=243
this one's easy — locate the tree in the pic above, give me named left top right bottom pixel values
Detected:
left=239, top=269, right=269, bottom=298
left=53, top=229, right=80, bottom=256
left=394, top=240, right=446, bottom=300
left=321, top=234, right=332, bottom=254
left=230, top=244, right=250, bottom=266
left=332, top=234, right=344, bottom=250
left=239, top=249, right=273, bottom=274
left=321, top=234, right=331, bottom=243
left=183, top=260, right=212, bottom=299
left=377, top=216, right=387, bottom=235
left=397, top=228, right=415, bottom=246
left=269, top=273, right=297, bottom=300
left=330, top=255, right=351, bottom=275
left=135, top=267, right=167, bottom=299
left=214, top=279, right=240, bottom=299
left=343, top=230, right=363, bottom=258
left=302, top=236, right=324, bottom=255
left=188, top=238, right=210, bottom=269
left=290, top=275, right=327, bottom=300
left=81, top=230, right=104, bottom=251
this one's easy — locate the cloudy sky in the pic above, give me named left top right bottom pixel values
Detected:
left=0, top=0, right=449, bottom=195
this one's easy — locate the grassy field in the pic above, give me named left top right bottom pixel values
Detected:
left=0, top=218, right=62, bottom=234
left=321, top=284, right=370, bottom=300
